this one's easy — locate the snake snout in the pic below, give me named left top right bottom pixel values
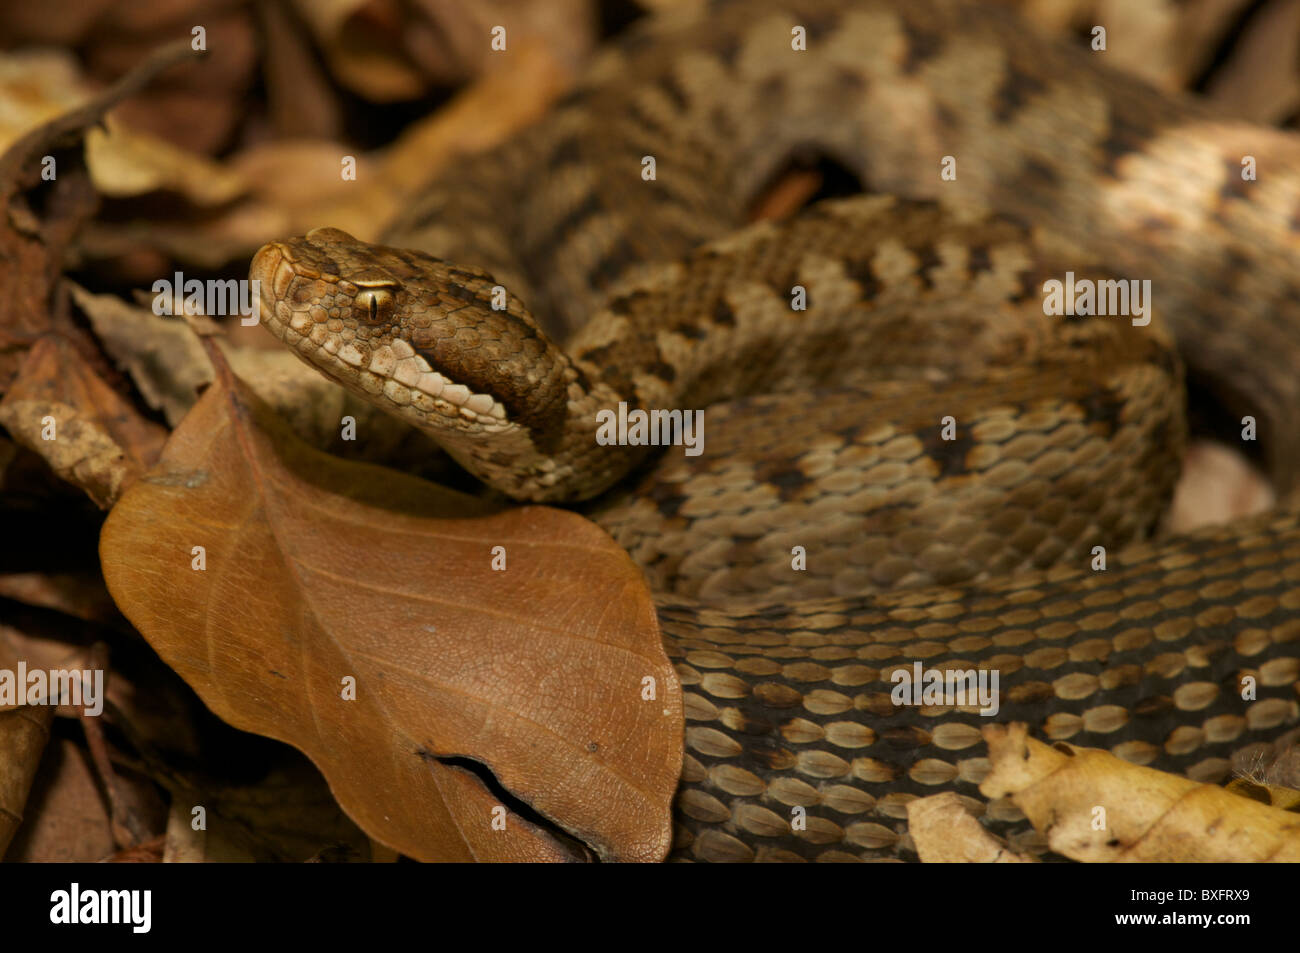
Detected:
left=248, top=242, right=288, bottom=329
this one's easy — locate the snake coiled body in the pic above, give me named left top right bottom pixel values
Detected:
left=252, top=0, right=1300, bottom=861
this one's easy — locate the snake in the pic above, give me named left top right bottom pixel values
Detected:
left=250, top=0, right=1300, bottom=861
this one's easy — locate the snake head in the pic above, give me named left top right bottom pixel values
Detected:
left=251, top=227, right=571, bottom=443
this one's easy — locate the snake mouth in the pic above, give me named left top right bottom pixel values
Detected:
left=251, top=240, right=511, bottom=430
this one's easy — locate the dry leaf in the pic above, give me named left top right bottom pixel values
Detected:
left=906, top=792, right=1035, bottom=862
left=69, top=284, right=454, bottom=476
left=0, top=336, right=167, bottom=509
left=4, top=731, right=167, bottom=863
left=981, top=723, right=1300, bottom=861
left=84, top=119, right=247, bottom=204
left=0, top=51, right=90, bottom=153
left=286, top=0, right=594, bottom=101
left=0, top=49, right=248, bottom=203
left=256, top=0, right=344, bottom=139
left=1203, top=0, right=1300, bottom=124
left=1225, top=777, right=1300, bottom=812
left=105, top=835, right=166, bottom=863
left=69, top=283, right=211, bottom=428
left=80, top=2, right=256, bottom=157
left=0, top=0, right=115, bottom=47
left=0, top=571, right=120, bottom=623
left=0, top=626, right=91, bottom=701
left=275, top=40, right=579, bottom=241
left=78, top=28, right=578, bottom=269
left=3, top=736, right=110, bottom=862
left=0, top=705, right=55, bottom=857
left=100, top=353, right=683, bottom=862
left=1230, top=726, right=1300, bottom=797
left=0, top=39, right=196, bottom=389
left=160, top=754, right=371, bottom=862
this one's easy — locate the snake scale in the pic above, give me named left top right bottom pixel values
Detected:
left=251, top=0, right=1300, bottom=861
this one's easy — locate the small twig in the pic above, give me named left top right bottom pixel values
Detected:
left=77, top=641, right=147, bottom=849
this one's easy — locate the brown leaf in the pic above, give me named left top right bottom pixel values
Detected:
left=0, top=705, right=54, bottom=858
left=0, top=48, right=248, bottom=204
left=0, top=336, right=168, bottom=508
left=0, top=0, right=116, bottom=47
left=0, top=38, right=197, bottom=388
left=1203, top=0, right=1300, bottom=124
left=0, top=51, right=90, bottom=153
left=100, top=353, right=683, bottom=862
left=0, top=571, right=120, bottom=623
left=160, top=753, right=373, bottom=863
left=229, top=38, right=580, bottom=246
left=285, top=0, right=595, bottom=101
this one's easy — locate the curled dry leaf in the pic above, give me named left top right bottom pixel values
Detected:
left=906, top=791, right=1035, bottom=863
left=100, top=352, right=683, bottom=862
left=0, top=705, right=55, bottom=858
left=81, top=33, right=576, bottom=269
left=0, top=336, right=167, bottom=509
left=981, top=723, right=1300, bottom=861
left=70, top=283, right=210, bottom=428
left=84, top=119, right=247, bottom=204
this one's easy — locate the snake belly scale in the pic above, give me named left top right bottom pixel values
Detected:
left=251, top=0, right=1300, bottom=861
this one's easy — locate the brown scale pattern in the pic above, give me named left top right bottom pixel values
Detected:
left=252, top=0, right=1300, bottom=860
left=662, top=508, right=1300, bottom=860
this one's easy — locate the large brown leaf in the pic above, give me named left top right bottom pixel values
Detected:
left=99, top=353, right=682, bottom=861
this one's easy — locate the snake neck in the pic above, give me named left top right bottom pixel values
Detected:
left=251, top=203, right=1179, bottom=504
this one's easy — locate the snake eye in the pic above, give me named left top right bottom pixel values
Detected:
left=354, top=286, right=396, bottom=324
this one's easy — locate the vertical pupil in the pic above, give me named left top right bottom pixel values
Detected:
left=368, top=294, right=377, bottom=321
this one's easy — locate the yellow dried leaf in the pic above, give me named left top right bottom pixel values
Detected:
left=981, top=723, right=1300, bottom=861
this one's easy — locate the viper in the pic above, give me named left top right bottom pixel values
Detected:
left=251, top=0, right=1300, bottom=861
